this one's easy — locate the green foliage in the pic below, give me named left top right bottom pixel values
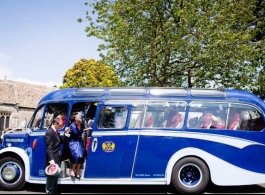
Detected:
left=60, top=59, right=121, bottom=89
left=80, top=0, right=265, bottom=96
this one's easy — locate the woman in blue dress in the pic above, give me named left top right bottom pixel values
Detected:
left=69, top=114, right=85, bottom=180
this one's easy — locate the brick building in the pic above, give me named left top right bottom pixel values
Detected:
left=0, top=79, right=57, bottom=135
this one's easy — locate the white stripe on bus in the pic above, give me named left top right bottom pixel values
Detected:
left=30, top=130, right=264, bottom=149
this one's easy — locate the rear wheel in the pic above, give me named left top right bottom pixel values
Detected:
left=171, top=157, right=210, bottom=194
left=0, top=157, right=26, bottom=191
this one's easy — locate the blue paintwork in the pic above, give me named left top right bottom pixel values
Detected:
left=1, top=132, right=48, bottom=178
left=119, top=134, right=139, bottom=178
left=85, top=134, right=127, bottom=178
left=133, top=135, right=184, bottom=178
left=2, top=133, right=30, bottom=149
left=132, top=129, right=265, bottom=178
left=29, top=133, right=47, bottom=177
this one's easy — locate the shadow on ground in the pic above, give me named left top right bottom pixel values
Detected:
left=206, top=183, right=265, bottom=194
left=20, top=183, right=265, bottom=194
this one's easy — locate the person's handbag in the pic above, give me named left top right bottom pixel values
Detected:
left=45, top=164, right=61, bottom=176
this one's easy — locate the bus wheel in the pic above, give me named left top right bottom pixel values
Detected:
left=0, top=157, right=26, bottom=191
left=171, top=157, right=210, bottom=194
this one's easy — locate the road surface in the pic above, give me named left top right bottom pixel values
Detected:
left=2, top=183, right=265, bottom=194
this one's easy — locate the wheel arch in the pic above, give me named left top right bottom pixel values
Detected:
left=165, top=147, right=212, bottom=185
left=0, top=147, right=30, bottom=182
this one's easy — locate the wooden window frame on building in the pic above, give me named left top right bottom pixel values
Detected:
left=0, top=112, right=11, bottom=134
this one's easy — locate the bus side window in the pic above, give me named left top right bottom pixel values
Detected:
left=229, top=104, right=265, bottom=132
left=187, top=105, right=201, bottom=128
left=143, top=101, right=186, bottom=129
left=227, top=112, right=241, bottom=130
left=188, top=102, right=228, bottom=130
left=145, top=113, right=154, bottom=128
left=197, top=113, right=224, bottom=129
left=250, top=112, right=265, bottom=131
left=240, top=111, right=252, bottom=130
left=129, top=104, right=144, bottom=128
left=43, top=103, right=69, bottom=130
left=115, top=115, right=125, bottom=128
left=99, top=106, right=128, bottom=129
left=31, top=105, right=45, bottom=130
left=241, top=110, right=265, bottom=131
left=163, top=105, right=179, bottom=128
left=189, top=117, right=199, bottom=128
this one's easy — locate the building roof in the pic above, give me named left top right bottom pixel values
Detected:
left=0, top=79, right=57, bottom=108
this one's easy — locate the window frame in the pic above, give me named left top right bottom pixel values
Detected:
left=97, top=106, right=129, bottom=130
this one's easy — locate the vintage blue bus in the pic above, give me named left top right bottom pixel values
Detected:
left=1, top=87, right=265, bottom=194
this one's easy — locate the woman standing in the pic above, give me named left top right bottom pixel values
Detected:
left=68, top=114, right=85, bottom=180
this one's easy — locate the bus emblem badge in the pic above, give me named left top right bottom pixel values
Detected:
left=102, top=141, right=115, bottom=152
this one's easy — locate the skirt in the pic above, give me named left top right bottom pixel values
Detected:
left=69, top=139, right=85, bottom=164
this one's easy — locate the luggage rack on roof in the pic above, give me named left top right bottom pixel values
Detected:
left=74, top=87, right=226, bottom=98
left=190, top=88, right=226, bottom=98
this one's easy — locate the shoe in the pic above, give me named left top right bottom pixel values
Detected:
left=75, top=175, right=81, bottom=180
left=70, top=175, right=75, bottom=179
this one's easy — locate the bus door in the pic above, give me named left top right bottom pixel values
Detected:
left=29, top=103, right=69, bottom=177
left=84, top=104, right=129, bottom=178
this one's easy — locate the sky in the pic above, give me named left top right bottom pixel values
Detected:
left=0, top=0, right=102, bottom=87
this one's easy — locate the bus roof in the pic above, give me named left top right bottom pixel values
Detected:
left=38, top=87, right=264, bottom=106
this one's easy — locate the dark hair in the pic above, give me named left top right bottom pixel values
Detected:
left=52, top=117, right=62, bottom=125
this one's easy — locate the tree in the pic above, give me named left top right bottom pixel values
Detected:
left=251, top=0, right=265, bottom=43
left=79, top=0, right=264, bottom=94
left=60, top=59, right=121, bottom=88
left=249, top=0, right=265, bottom=97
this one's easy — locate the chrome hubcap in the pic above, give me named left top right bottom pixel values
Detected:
left=0, top=161, right=22, bottom=185
left=178, top=163, right=202, bottom=188
left=2, top=166, right=16, bottom=181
